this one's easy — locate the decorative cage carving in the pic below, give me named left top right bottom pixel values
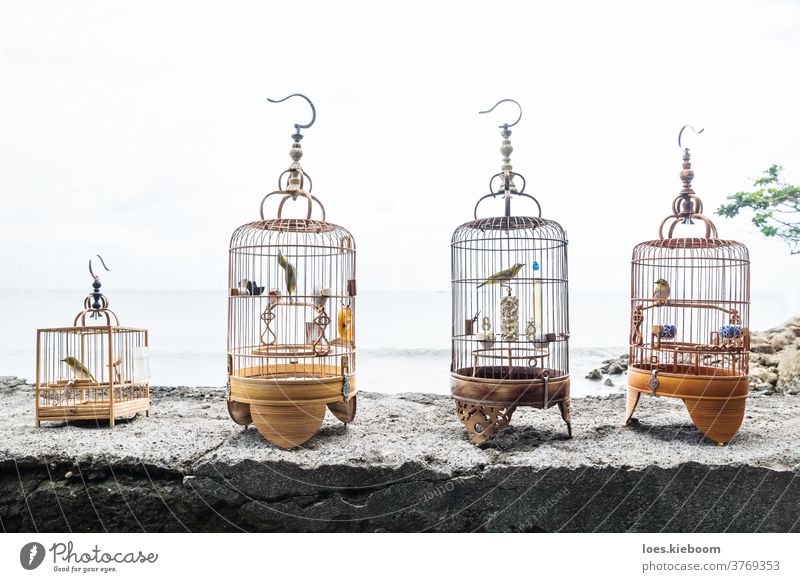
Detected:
left=451, top=99, right=571, bottom=445
left=624, top=126, right=750, bottom=445
left=35, top=256, right=151, bottom=426
left=226, top=94, right=357, bottom=449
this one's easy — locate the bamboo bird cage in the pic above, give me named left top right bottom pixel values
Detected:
left=226, top=94, right=357, bottom=449
left=451, top=99, right=571, bottom=445
left=624, top=126, right=750, bottom=445
left=35, top=257, right=151, bottom=426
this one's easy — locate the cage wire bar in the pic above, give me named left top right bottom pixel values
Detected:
left=623, top=126, right=751, bottom=445
left=450, top=99, right=571, bottom=445
left=35, top=257, right=151, bottom=426
left=226, top=94, right=357, bottom=449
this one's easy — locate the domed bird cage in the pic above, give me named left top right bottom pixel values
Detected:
left=227, top=94, right=357, bottom=449
left=451, top=99, right=571, bottom=445
left=624, top=126, right=750, bottom=445
left=35, top=256, right=151, bottom=426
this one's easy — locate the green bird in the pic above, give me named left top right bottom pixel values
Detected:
left=61, top=356, right=96, bottom=383
left=277, top=251, right=297, bottom=298
left=477, top=263, right=526, bottom=288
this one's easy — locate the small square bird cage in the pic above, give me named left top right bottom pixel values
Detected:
left=226, top=94, right=357, bottom=449
left=451, top=99, right=571, bottom=445
left=35, top=256, right=151, bottom=426
left=624, top=126, right=750, bottom=445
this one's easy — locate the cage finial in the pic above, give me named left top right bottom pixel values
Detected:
left=678, top=125, right=704, bottom=197
left=480, top=99, right=523, bottom=197
left=88, top=255, right=110, bottom=315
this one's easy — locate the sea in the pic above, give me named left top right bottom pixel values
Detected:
left=1, top=290, right=797, bottom=398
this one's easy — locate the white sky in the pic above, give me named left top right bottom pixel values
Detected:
left=1, top=0, right=799, bottom=296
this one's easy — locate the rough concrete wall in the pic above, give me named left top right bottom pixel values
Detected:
left=2, top=379, right=799, bottom=533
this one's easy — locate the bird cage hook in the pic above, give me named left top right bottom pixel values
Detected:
left=89, top=255, right=110, bottom=281
left=678, top=124, right=704, bottom=154
left=267, top=93, right=317, bottom=141
left=479, top=99, right=522, bottom=134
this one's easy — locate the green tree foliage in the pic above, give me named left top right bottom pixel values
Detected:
left=717, top=164, right=800, bottom=254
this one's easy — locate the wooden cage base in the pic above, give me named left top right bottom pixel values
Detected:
left=36, top=398, right=150, bottom=427
left=453, top=398, right=571, bottom=445
left=451, top=369, right=572, bottom=445
left=624, top=367, right=749, bottom=445
left=227, top=365, right=357, bottom=449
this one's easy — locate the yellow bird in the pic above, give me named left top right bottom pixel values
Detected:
left=653, top=278, right=671, bottom=301
left=338, top=306, right=354, bottom=343
left=61, top=356, right=96, bottom=383
left=477, top=263, right=526, bottom=288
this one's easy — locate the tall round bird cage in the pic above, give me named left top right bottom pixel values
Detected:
left=451, top=99, right=571, bottom=445
left=624, top=126, right=750, bottom=445
left=35, top=256, right=151, bottom=427
left=227, top=94, right=357, bottom=449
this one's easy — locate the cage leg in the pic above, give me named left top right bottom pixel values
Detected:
left=683, top=397, right=746, bottom=446
left=227, top=400, right=252, bottom=426
left=327, top=395, right=357, bottom=424
left=109, top=416, right=115, bottom=428
left=558, top=398, right=573, bottom=438
left=623, top=386, right=641, bottom=426
left=250, top=402, right=326, bottom=449
left=455, top=399, right=516, bottom=446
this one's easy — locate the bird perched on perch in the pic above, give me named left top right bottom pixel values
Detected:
left=653, top=278, right=671, bottom=301
left=61, top=356, right=96, bottom=383
left=277, top=251, right=297, bottom=299
left=477, top=263, right=526, bottom=288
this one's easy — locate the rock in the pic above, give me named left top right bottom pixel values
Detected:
left=753, top=382, right=773, bottom=392
left=778, top=345, right=800, bottom=394
left=606, top=362, right=625, bottom=375
left=771, top=331, right=795, bottom=351
left=603, top=378, right=614, bottom=387
left=751, top=343, right=776, bottom=354
left=586, top=369, right=603, bottom=380
left=766, top=372, right=779, bottom=386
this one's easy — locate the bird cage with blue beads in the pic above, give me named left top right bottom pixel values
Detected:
left=624, top=126, right=750, bottom=445
left=35, top=256, right=151, bottom=427
left=451, top=99, right=571, bottom=445
left=226, top=94, right=357, bottom=449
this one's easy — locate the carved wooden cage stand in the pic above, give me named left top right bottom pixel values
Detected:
left=35, top=257, right=151, bottom=426
left=226, top=94, right=357, bottom=449
left=451, top=100, right=571, bottom=445
left=624, top=127, right=750, bottom=445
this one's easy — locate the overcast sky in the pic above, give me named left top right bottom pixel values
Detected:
left=1, top=0, right=799, bottom=296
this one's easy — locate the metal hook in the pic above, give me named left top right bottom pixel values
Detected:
left=479, top=98, right=522, bottom=131
left=88, top=255, right=110, bottom=279
left=267, top=93, right=317, bottom=140
left=678, top=125, right=704, bottom=150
